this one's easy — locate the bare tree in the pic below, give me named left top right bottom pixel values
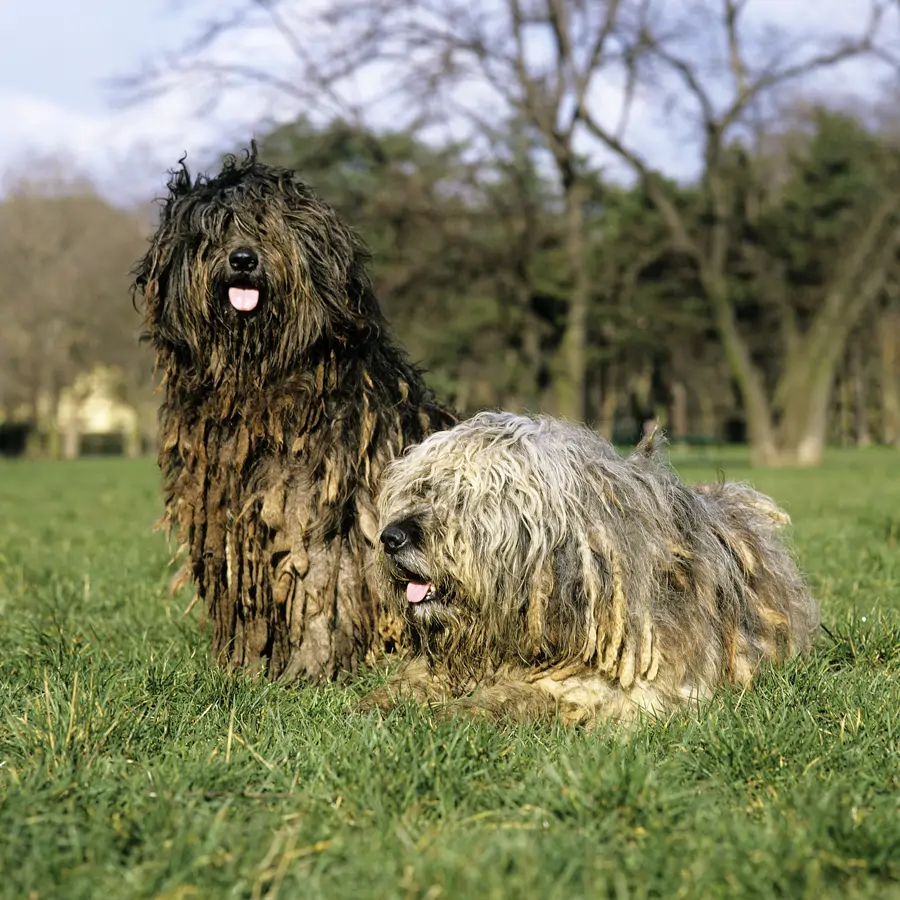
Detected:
left=446, top=0, right=627, bottom=420
left=879, top=289, right=900, bottom=446
left=573, top=1, right=900, bottom=464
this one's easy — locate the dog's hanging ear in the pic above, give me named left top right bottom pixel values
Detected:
left=542, top=534, right=601, bottom=662
left=344, top=237, right=384, bottom=327
left=132, top=158, right=186, bottom=319
left=131, top=240, right=163, bottom=320
left=131, top=189, right=180, bottom=333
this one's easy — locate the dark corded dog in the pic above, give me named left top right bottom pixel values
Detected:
left=134, top=146, right=456, bottom=681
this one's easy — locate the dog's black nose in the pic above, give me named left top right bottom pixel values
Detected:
left=380, top=524, right=409, bottom=554
left=229, top=247, right=259, bottom=274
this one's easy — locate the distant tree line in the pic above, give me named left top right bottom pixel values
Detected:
left=250, top=106, right=900, bottom=458
left=114, top=0, right=900, bottom=466
left=0, top=172, right=155, bottom=457
left=3, top=0, right=900, bottom=466
left=2, top=103, right=900, bottom=463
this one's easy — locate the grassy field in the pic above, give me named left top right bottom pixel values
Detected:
left=1, top=449, right=898, bottom=900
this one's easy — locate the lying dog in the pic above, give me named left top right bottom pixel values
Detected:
left=365, top=411, right=820, bottom=726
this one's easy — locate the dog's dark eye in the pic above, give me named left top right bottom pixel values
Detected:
left=392, top=516, right=424, bottom=547
left=407, top=519, right=424, bottom=544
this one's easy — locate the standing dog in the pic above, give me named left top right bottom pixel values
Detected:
left=369, top=412, right=819, bottom=726
left=134, top=147, right=455, bottom=681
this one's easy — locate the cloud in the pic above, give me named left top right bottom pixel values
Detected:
left=0, top=91, right=189, bottom=201
left=0, top=81, right=299, bottom=203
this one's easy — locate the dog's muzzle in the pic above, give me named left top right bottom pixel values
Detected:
left=227, top=246, right=262, bottom=312
left=379, top=523, right=434, bottom=605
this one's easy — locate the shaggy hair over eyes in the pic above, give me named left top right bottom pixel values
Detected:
left=365, top=411, right=819, bottom=726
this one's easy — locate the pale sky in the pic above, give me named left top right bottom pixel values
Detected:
left=0, top=0, right=896, bottom=203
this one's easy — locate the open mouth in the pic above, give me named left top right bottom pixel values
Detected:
left=405, top=579, right=436, bottom=604
left=395, top=568, right=437, bottom=605
left=228, top=285, right=260, bottom=312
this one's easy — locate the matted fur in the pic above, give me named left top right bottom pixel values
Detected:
left=133, top=147, right=455, bottom=681
left=366, top=412, right=820, bottom=726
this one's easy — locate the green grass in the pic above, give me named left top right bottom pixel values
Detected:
left=1, top=449, right=899, bottom=900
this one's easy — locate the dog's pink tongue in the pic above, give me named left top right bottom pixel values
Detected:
left=406, top=581, right=432, bottom=604
left=229, top=287, right=259, bottom=311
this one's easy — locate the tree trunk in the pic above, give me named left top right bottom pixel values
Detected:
left=125, top=426, right=141, bottom=458
left=769, top=223, right=900, bottom=462
left=838, top=361, right=852, bottom=447
left=590, top=362, right=619, bottom=439
left=25, top=392, right=62, bottom=459
left=555, top=180, right=589, bottom=421
left=697, top=387, right=718, bottom=440
left=701, top=273, right=780, bottom=464
left=850, top=339, right=871, bottom=447
left=23, top=391, right=43, bottom=458
left=630, top=363, right=652, bottom=415
left=707, top=243, right=894, bottom=466
left=771, top=294, right=885, bottom=464
left=517, top=304, right=544, bottom=413
left=774, top=391, right=830, bottom=465
left=692, top=180, right=900, bottom=466
left=62, top=417, right=81, bottom=460
left=880, top=305, right=900, bottom=446
left=670, top=381, right=688, bottom=443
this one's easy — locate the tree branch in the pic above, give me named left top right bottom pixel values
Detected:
left=577, top=104, right=700, bottom=259
left=724, top=0, right=749, bottom=97
left=720, top=0, right=889, bottom=132
left=547, top=0, right=623, bottom=140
